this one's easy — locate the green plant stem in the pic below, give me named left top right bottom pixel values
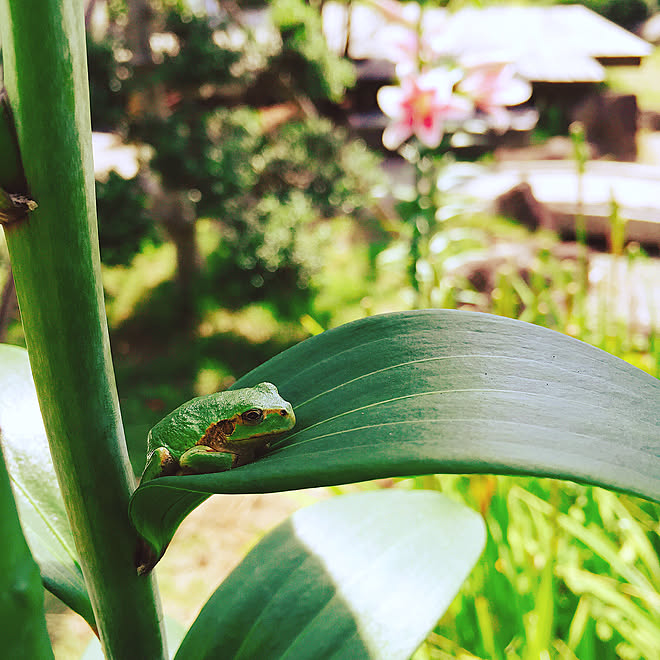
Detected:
left=570, top=122, right=589, bottom=333
left=409, top=151, right=433, bottom=309
left=409, top=218, right=422, bottom=305
left=575, top=171, right=588, bottom=330
left=0, top=2, right=166, bottom=657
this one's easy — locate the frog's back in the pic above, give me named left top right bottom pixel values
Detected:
left=147, top=390, right=244, bottom=459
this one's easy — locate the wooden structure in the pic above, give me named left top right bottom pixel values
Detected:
left=322, top=3, right=652, bottom=83
left=322, top=3, right=652, bottom=151
left=456, top=160, right=660, bottom=248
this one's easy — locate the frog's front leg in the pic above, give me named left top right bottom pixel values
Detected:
left=177, top=418, right=239, bottom=474
left=178, top=446, right=235, bottom=474
left=141, top=447, right=178, bottom=483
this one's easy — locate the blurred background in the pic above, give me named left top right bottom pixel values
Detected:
left=1, top=1, right=659, bottom=658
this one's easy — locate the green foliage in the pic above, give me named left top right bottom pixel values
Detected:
left=85, top=0, right=365, bottom=318
left=86, top=37, right=130, bottom=131
left=202, top=113, right=383, bottom=311
left=421, top=476, right=660, bottom=660
left=208, top=191, right=323, bottom=310
left=198, top=106, right=263, bottom=203
left=136, top=106, right=383, bottom=313
left=270, top=0, right=355, bottom=102
left=254, top=118, right=384, bottom=218
left=106, top=0, right=128, bottom=23
left=96, top=171, right=160, bottom=267
left=136, top=93, right=377, bottom=224
left=203, top=109, right=383, bottom=219
left=156, top=11, right=243, bottom=90
left=555, top=0, right=656, bottom=29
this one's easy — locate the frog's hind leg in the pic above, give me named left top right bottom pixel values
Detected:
left=140, top=447, right=178, bottom=483
left=179, top=446, right=235, bottom=474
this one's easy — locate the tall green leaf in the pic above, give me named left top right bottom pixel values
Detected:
left=0, top=344, right=94, bottom=627
left=175, top=490, right=486, bottom=660
left=0, top=416, right=54, bottom=657
left=130, top=310, right=660, bottom=567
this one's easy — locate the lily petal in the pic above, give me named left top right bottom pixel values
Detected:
left=416, top=117, right=444, bottom=148
left=382, top=120, right=414, bottom=150
left=377, top=85, right=405, bottom=119
left=489, top=77, right=532, bottom=106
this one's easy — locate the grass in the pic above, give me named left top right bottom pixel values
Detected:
left=415, top=477, right=660, bottom=660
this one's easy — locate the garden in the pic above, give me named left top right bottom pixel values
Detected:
left=0, top=0, right=658, bottom=659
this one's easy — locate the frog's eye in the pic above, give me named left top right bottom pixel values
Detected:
left=241, top=409, right=264, bottom=424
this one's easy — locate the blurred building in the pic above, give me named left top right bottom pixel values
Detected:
left=322, top=2, right=652, bottom=152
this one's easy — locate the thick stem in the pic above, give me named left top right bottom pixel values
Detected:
left=0, top=1, right=166, bottom=657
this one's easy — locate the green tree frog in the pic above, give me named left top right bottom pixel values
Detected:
left=139, top=382, right=295, bottom=484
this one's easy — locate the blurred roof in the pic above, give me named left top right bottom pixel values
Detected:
left=322, top=2, right=652, bottom=83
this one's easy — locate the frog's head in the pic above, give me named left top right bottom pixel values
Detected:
left=229, top=382, right=296, bottom=443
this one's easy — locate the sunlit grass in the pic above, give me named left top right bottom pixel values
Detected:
left=103, top=242, right=177, bottom=328
left=197, top=303, right=306, bottom=347
left=405, top=476, right=660, bottom=660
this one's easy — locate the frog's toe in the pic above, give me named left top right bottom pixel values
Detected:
left=140, top=447, right=177, bottom=483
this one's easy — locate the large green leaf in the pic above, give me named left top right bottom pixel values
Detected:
left=0, top=344, right=95, bottom=627
left=174, top=489, right=486, bottom=660
left=0, top=414, right=54, bottom=658
left=130, top=310, right=660, bottom=567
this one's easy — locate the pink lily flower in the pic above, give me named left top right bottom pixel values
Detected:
left=377, top=6, right=449, bottom=77
left=379, top=22, right=447, bottom=78
left=377, top=69, right=472, bottom=150
left=382, top=24, right=422, bottom=71
left=458, top=58, right=532, bottom=131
